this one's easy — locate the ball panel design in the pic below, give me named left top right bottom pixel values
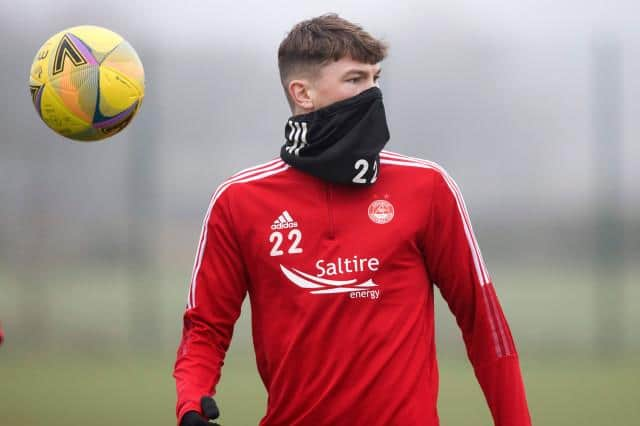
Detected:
left=30, top=35, right=61, bottom=87
left=39, top=83, right=93, bottom=138
left=96, top=66, right=142, bottom=120
left=48, top=65, right=99, bottom=123
left=62, top=26, right=123, bottom=62
left=94, top=101, right=140, bottom=139
left=100, top=41, right=145, bottom=94
left=29, top=84, right=45, bottom=115
left=72, top=128, right=109, bottom=142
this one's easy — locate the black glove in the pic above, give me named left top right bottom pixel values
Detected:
left=180, top=396, right=221, bottom=426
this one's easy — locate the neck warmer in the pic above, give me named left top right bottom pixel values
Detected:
left=280, top=86, right=390, bottom=185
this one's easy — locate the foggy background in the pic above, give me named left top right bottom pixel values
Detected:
left=1, top=0, right=638, bottom=425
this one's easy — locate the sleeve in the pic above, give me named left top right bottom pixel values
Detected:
left=173, top=189, right=248, bottom=424
left=423, top=170, right=532, bottom=426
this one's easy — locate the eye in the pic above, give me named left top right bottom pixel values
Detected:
left=347, top=77, right=361, bottom=83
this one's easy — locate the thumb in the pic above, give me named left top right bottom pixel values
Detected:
left=200, top=396, right=220, bottom=421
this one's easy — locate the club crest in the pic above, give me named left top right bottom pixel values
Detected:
left=368, top=199, right=394, bottom=224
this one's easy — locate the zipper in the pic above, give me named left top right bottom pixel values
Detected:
left=325, top=183, right=335, bottom=239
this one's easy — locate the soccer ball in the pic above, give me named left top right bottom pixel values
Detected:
left=29, top=25, right=145, bottom=141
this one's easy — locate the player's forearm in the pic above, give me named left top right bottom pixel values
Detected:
left=460, top=284, right=532, bottom=425
left=173, top=314, right=227, bottom=423
left=473, top=355, right=532, bottom=426
left=174, top=355, right=222, bottom=422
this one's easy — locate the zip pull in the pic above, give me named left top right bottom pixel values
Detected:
left=325, top=183, right=335, bottom=239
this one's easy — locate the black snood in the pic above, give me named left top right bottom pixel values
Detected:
left=280, top=87, right=390, bottom=185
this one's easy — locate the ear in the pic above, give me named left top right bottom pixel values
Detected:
left=288, top=79, right=314, bottom=112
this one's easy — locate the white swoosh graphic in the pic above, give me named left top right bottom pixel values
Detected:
left=291, top=267, right=357, bottom=286
left=355, top=279, right=378, bottom=288
left=310, top=287, right=362, bottom=294
left=280, top=265, right=324, bottom=288
left=280, top=265, right=379, bottom=293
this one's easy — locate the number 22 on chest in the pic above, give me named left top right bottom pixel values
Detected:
left=269, top=230, right=303, bottom=256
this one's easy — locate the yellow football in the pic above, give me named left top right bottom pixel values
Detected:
left=29, top=25, right=145, bottom=141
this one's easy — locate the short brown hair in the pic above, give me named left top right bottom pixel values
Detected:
left=278, top=14, right=388, bottom=104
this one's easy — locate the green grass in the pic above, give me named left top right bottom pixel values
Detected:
left=1, top=262, right=638, bottom=424
left=1, top=352, right=638, bottom=425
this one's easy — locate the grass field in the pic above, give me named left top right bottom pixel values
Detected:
left=1, top=351, right=638, bottom=425
left=1, top=263, right=638, bottom=424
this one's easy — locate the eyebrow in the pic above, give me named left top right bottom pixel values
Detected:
left=342, top=68, right=383, bottom=78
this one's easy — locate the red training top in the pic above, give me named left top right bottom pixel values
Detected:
left=174, top=150, right=531, bottom=426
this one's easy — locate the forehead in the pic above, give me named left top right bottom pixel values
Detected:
left=319, top=56, right=381, bottom=76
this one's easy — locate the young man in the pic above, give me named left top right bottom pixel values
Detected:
left=174, top=14, right=531, bottom=426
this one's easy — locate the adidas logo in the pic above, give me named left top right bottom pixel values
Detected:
left=271, top=210, right=298, bottom=230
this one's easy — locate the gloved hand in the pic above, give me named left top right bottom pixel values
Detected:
left=180, top=396, right=221, bottom=426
